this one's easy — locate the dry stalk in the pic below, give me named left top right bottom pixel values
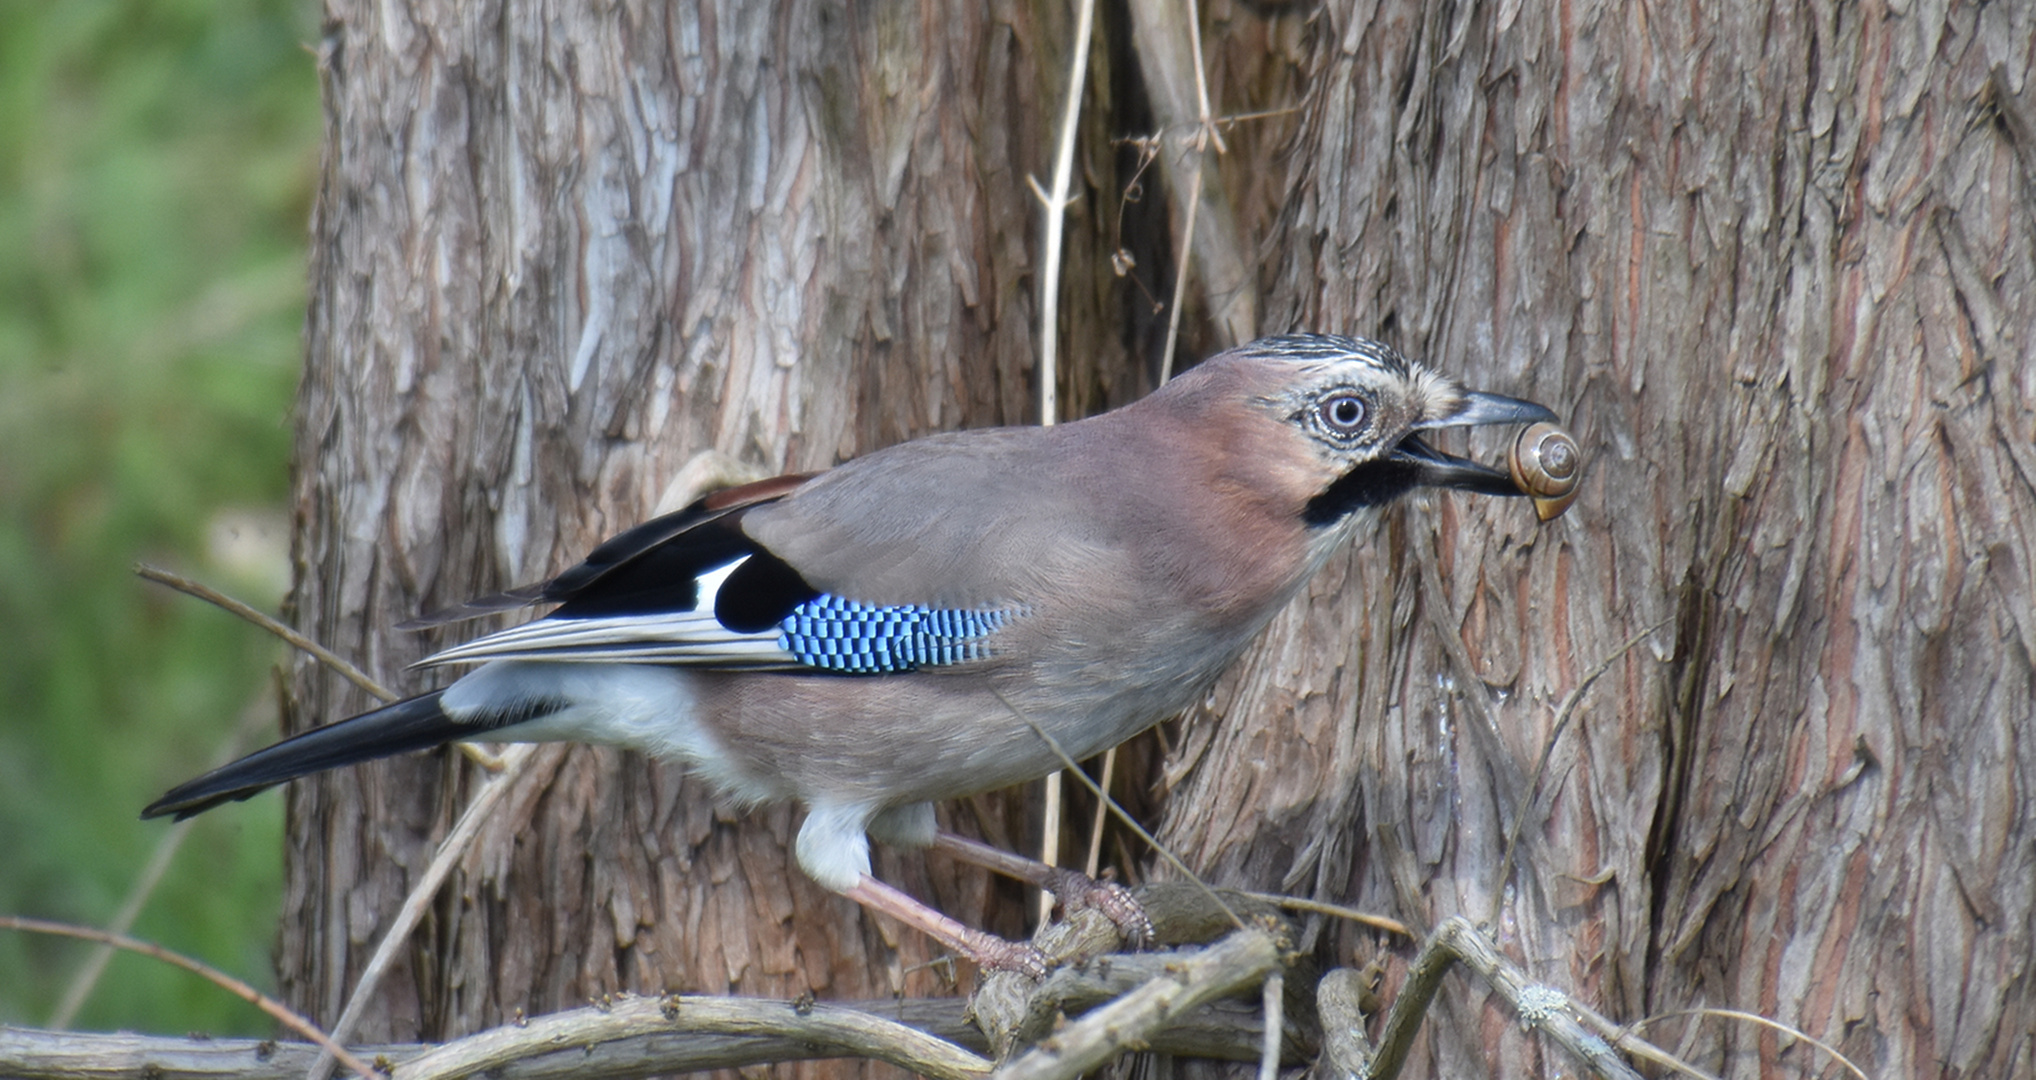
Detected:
left=1126, top=0, right=1256, bottom=354
left=1257, top=970, right=1285, bottom=1080
left=1623, top=1007, right=1870, bottom=1080
left=1031, top=0, right=1097, bottom=430
left=1159, top=162, right=1205, bottom=383
left=303, top=744, right=540, bottom=1080
left=1031, top=0, right=1099, bottom=923
left=1240, top=892, right=1412, bottom=939
left=1160, top=0, right=1217, bottom=381
left=1081, top=746, right=1117, bottom=877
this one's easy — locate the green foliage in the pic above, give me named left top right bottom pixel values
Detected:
left=0, top=0, right=319, bottom=1037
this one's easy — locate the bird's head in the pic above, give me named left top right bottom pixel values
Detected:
left=1165, top=333, right=1566, bottom=527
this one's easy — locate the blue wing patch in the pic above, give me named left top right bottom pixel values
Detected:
left=778, top=595, right=1012, bottom=674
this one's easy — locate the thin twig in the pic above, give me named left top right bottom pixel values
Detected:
left=48, top=688, right=277, bottom=1029
left=1159, top=160, right=1204, bottom=383
left=137, top=565, right=502, bottom=769
left=1212, top=105, right=1305, bottom=127
left=0, top=915, right=379, bottom=1080
left=45, top=819, right=197, bottom=1029
left=137, top=563, right=394, bottom=704
left=1240, top=891, right=1413, bottom=938
left=1565, top=999, right=1721, bottom=1080
left=990, top=687, right=1247, bottom=935
left=305, top=743, right=541, bottom=1080
left=1486, top=618, right=1673, bottom=926
left=1040, top=778, right=1064, bottom=925
left=1626, top=1008, right=1870, bottom=1080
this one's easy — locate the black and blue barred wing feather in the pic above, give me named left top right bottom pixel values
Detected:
left=415, top=472, right=1017, bottom=676
left=775, top=597, right=1014, bottom=673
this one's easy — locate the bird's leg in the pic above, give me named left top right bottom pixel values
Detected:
left=930, top=832, right=1153, bottom=947
left=842, top=874, right=1048, bottom=978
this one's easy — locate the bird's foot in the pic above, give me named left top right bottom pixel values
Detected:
left=970, top=938, right=1051, bottom=979
left=1043, top=868, right=1153, bottom=949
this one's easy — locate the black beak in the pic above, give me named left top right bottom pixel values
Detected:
left=1392, top=390, right=1559, bottom=495
left=1304, top=390, right=1567, bottom=526
left=1417, top=390, right=1559, bottom=431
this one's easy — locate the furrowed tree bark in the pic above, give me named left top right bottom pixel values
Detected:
left=281, top=1, right=2036, bottom=1079
left=1159, top=2, right=2036, bottom=1079
left=286, top=0, right=1148, bottom=1061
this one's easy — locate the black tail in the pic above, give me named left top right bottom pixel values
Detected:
left=142, top=691, right=459, bottom=821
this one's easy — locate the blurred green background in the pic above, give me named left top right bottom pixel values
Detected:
left=0, top=0, right=320, bottom=1036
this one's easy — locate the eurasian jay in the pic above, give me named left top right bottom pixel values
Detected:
left=145, top=333, right=1563, bottom=973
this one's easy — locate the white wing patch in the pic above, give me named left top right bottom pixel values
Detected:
left=415, top=557, right=801, bottom=670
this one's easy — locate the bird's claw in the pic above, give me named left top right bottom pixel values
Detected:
left=1046, top=868, right=1154, bottom=949
left=974, top=940, right=1051, bottom=979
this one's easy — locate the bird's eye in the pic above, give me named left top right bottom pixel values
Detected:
left=1318, top=393, right=1368, bottom=435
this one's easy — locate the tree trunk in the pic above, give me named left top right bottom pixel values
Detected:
left=285, top=0, right=2036, bottom=1078
left=1158, top=2, right=2036, bottom=1078
left=285, top=0, right=1151, bottom=1051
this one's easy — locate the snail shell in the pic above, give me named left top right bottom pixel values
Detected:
left=1508, top=422, right=1581, bottom=522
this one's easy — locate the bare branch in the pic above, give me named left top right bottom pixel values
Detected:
left=0, top=954, right=1299, bottom=1080
left=395, top=994, right=991, bottom=1080
left=992, top=927, right=1285, bottom=1080
left=1333, top=917, right=1647, bottom=1080
left=0, top=916, right=379, bottom=1080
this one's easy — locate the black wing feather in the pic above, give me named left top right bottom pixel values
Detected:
left=402, top=473, right=819, bottom=629
left=714, top=547, right=822, bottom=632
left=547, top=517, right=759, bottom=619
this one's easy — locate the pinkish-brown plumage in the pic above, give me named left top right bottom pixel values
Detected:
left=145, top=333, right=1562, bottom=970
